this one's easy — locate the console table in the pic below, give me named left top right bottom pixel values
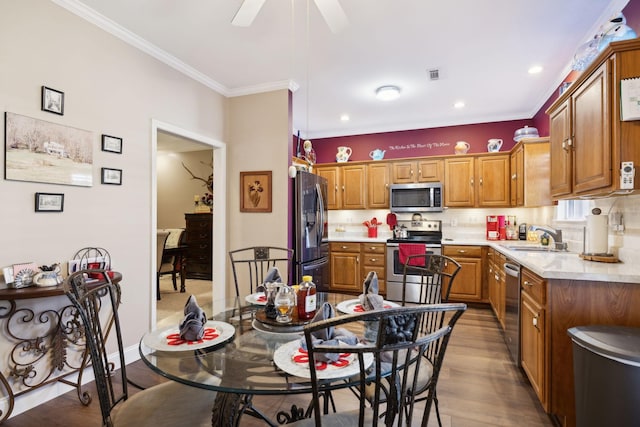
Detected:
left=0, top=273, right=122, bottom=424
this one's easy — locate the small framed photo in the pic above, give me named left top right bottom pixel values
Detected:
left=101, top=168, right=122, bottom=185
left=101, top=134, right=123, bottom=154
left=41, top=86, right=64, bottom=115
left=240, top=170, right=272, bottom=213
left=35, top=192, right=64, bottom=212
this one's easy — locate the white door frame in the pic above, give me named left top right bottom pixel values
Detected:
left=150, top=119, right=227, bottom=326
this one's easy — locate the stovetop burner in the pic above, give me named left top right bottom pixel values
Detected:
left=386, top=219, right=442, bottom=245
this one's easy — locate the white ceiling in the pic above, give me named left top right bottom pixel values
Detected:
left=58, top=0, right=629, bottom=139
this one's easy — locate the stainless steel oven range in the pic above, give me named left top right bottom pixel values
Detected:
left=385, top=219, right=442, bottom=303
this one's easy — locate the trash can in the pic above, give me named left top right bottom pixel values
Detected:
left=568, top=325, right=640, bottom=427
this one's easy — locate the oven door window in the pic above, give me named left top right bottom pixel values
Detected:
left=391, top=247, right=439, bottom=275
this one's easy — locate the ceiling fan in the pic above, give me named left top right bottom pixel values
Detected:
left=232, top=0, right=348, bottom=33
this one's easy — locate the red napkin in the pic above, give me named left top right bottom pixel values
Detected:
left=399, top=243, right=426, bottom=266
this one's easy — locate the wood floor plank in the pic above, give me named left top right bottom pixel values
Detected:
left=4, top=306, right=554, bottom=426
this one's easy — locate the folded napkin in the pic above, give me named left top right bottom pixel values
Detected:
left=301, top=302, right=358, bottom=362
left=359, top=271, right=385, bottom=311
left=179, top=295, right=207, bottom=341
left=256, top=266, right=283, bottom=294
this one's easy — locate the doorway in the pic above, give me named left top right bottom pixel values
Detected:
left=151, top=119, right=227, bottom=328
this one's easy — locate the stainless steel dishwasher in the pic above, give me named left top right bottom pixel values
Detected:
left=504, top=260, right=521, bottom=366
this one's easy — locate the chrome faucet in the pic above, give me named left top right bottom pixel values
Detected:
left=529, top=225, right=568, bottom=251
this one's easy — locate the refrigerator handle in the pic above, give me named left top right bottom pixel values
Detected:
left=316, top=182, right=325, bottom=242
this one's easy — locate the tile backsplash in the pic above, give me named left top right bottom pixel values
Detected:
left=328, top=194, right=640, bottom=264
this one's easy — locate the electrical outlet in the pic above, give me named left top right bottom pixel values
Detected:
left=451, top=218, right=458, bottom=227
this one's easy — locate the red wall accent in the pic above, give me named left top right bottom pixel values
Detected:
left=305, top=120, right=533, bottom=163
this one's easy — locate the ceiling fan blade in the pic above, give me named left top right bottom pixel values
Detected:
left=231, top=0, right=267, bottom=27
left=314, top=0, right=348, bottom=33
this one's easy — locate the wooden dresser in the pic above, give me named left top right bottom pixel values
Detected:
left=184, top=213, right=212, bottom=279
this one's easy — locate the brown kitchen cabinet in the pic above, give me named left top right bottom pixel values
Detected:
left=316, top=164, right=367, bottom=210
left=360, top=242, right=386, bottom=294
left=546, top=39, right=640, bottom=198
left=520, top=268, right=548, bottom=411
left=510, top=138, right=552, bottom=207
left=367, top=162, right=390, bottom=209
left=442, top=245, right=484, bottom=301
left=184, top=213, right=212, bottom=279
left=392, top=159, right=444, bottom=183
left=444, top=155, right=510, bottom=208
left=329, top=241, right=386, bottom=294
left=487, top=248, right=506, bottom=329
left=329, top=242, right=361, bottom=292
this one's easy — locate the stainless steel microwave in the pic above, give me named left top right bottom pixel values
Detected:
left=389, top=182, right=444, bottom=213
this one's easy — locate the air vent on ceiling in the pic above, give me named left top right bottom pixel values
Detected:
left=428, top=69, right=440, bottom=81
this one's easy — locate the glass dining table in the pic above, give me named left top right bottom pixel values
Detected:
left=139, top=292, right=370, bottom=427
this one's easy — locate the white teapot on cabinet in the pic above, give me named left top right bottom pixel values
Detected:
left=336, top=146, right=352, bottom=162
left=369, top=149, right=386, bottom=160
left=487, top=138, right=503, bottom=152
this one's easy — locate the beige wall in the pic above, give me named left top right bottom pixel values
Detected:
left=0, top=0, right=234, bottom=415
left=157, top=149, right=214, bottom=229
left=225, top=90, right=292, bottom=295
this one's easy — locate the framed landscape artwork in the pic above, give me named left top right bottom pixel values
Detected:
left=101, top=167, right=122, bottom=185
left=4, top=112, right=93, bottom=186
left=240, top=170, right=272, bottom=212
left=35, top=192, right=64, bottom=212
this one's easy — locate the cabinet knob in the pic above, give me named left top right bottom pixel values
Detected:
left=470, top=179, right=474, bottom=186
left=458, top=249, right=466, bottom=253
left=479, top=178, right=483, bottom=185
left=370, top=258, right=377, bottom=262
left=341, top=246, right=348, bottom=249
left=523, top=280, right=532, bottom=287
left=512, top=173, right=517, bottom=180
left=495, top=273, right=500, bottom=281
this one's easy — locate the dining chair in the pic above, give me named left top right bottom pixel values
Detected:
left=64, top=269, right=217, bottom=427
left=156, top=229, right=170, bottom=300
left=401, top=253, right=461, bottom=306
left=158, top=228, right=186, bottom=293
left=293, top=303, right=467, bottom=427
left=399, top=253, right=461, bottom=427
left=228, top=246, right=294, bottom=297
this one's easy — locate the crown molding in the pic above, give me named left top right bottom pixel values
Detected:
left=51, top=0, right=229, bottom=96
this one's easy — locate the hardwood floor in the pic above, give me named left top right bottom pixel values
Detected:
left=4, top=306, right=554, bottom=426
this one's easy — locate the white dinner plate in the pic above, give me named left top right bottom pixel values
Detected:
left=142, top=320, right=235, bottom=352
left=335, top=299, right=401, bottom=314
left=245, top=292, right=268, bottom=305
left=273, top=339, right=373, bottom=380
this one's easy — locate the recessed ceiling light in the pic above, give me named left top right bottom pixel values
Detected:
left=375, top=85, right=401, bottom=101
left=454, top=101, right=465, bottom=109
left=340, top=114, right=350, bottom=122
left=528, top=65, right=543, bottom=74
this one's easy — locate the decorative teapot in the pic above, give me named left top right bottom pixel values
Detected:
left=336, top=146, right=352, bottom=163
left=33, top=264, right=62, bottom=287
left=369, top=149, right=386, bottom=160
left=487, top=138, right=503, bottom=152
left=454, top=141, right=470, bottom=155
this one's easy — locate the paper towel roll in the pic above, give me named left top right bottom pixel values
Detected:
left=586, top=214, right=608, bottom=254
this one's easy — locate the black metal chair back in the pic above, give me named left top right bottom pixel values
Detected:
left=64, top=270, right=126, bottom=427
left=301, top=303, right=467, bottom=427
left=228, top=246, right=294, bottom=297
left=401, top=254, right=461, bottom=305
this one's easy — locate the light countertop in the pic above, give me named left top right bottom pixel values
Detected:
left=442, top=239, right=639, bottom=284
left=327, top=233, right=639, bottom=284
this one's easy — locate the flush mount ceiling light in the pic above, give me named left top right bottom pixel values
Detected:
left=375, top=85, right=401, bottom=101
left=528, top=65, right=543, bottom=74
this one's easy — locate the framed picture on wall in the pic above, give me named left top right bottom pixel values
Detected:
left=240, top=171, right=272, bottom=213
left=101, top=134, right=123, bottom=154
left=101, top=167, right=122, bottom=185
left=35, top=192, right=64, bottom=212
left=41, top=86, right=64, bottom=115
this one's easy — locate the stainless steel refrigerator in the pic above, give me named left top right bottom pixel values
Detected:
left=293, top=170, right=329, bottom=291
